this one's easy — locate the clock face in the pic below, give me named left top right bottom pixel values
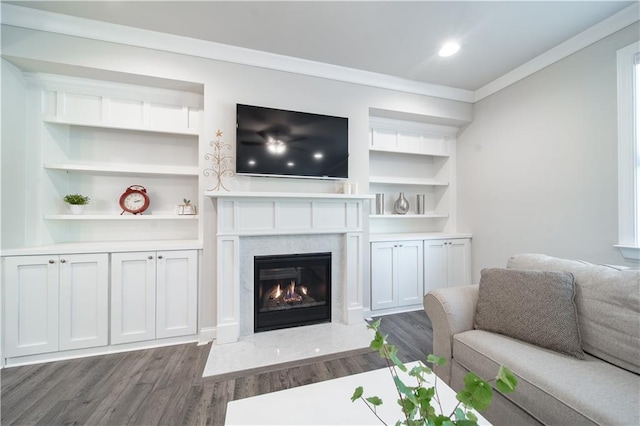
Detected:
left=123, top=192, right=146, bottom=211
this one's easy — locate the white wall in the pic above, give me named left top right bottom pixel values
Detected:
left=458, top=23, right=640, bottom=282
left=0, top=24, right=472, bottom=329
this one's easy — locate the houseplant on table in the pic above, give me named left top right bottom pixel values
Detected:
left=63, top=194, right=90, bottom=215
left=352, top=320, right=517, bottom=426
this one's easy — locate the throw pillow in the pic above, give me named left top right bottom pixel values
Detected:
left=475, top=267, right=585, bottom=359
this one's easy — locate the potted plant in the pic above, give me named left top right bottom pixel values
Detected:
left=63, top=194, right=90, bottom=215
left=352, top=320, right=518, bottom=425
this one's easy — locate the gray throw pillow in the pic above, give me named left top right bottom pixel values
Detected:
left=475, top=268, right=585, bottom=359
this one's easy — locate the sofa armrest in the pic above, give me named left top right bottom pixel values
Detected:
left=423, top=285, right=479, bottom=384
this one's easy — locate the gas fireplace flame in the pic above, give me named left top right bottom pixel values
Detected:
left=271, top=284, right=283, bottom=299
left=284, top=280, right=303, bottom=303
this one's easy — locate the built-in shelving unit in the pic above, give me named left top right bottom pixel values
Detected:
left=20, top=73, right=204, bottom=248
left=368, top=117, right=459, bottom=235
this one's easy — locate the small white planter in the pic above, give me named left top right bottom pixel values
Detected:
left=68, top=204, right=85, bottom=215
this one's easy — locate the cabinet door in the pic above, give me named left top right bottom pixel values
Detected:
left=371, top=242, right=397, bottom=310
left=156, top=250, right=198, bottom=338
left=397, top=241, right=424, bottom=306
left=424, top=240, right=448, bottom=293
left=111, top=252, right=156, bottom=344
left=448, top=239, right=471, bottom=286
left=59, top=254, right=109, bottom=351
left=4, top=256, right=59, bottom=357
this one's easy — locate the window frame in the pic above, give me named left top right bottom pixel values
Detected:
left=616, top=41, right=640, bottom=260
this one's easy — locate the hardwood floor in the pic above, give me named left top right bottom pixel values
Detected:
left=1, top=310, right=433, bottom=425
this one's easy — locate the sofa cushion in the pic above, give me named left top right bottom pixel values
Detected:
left=475, top=268, right=584, bottom=359
left=507, top=254, right=640, bottom=374
left=453, top=330, right=640, bottom=425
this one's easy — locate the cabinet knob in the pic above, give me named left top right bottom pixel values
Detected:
left=49, top=259, right=55, bottom=264
left=148, top=256, right=153, bottom=260
left=157, top=255, right=163, bottom=259
left=60, top=259, right=66, bottom=263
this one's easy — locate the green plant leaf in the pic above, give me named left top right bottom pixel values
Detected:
left=466, top=411, right=478, bottom=422
left=351, top=386, right=363, bottom=402
left=456, top=390, right=472, bottom=406
left=393, top=375, right=419, bottom=406
left=496, top=366, right=518, bottom=394
left=366, top=396, right=383, bottom=406
left=388, top=347, right=407, bottom=372
left=427, top=354, right=447, bottom=366
left=367, top=319, right=381, bottom=331
left=370, top=331, right=385, bottom=351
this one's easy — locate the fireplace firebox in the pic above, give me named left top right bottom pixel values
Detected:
left=254, top=252, right=331, bottom=332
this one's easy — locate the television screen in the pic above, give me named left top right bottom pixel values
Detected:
left=236, top=104, right=348, bottom=179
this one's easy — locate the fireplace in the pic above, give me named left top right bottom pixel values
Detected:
left=254, top=252, right=331, bottom=332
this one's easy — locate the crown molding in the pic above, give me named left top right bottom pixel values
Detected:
left=473, top=2, right=640, bottom=102
left=0, top=3, right=474, bottom=103
left=2, top=3, right=637, bottom=105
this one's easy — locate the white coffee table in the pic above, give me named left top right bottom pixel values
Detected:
left=225, top=361, right=490, bottom=425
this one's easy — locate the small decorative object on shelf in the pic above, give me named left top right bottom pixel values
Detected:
left=375, top=193, right=385, bottom=215
left=119, top=185, right=150, bottom=215
left=204, top=129, right=235, bottom=191
left=394, top=192, right=409, bottom=215
left=176, top=199, right=197, bottom=215
left=63, top=194, right=90, bottom=215
left=417, top=193, right=426, bottom=214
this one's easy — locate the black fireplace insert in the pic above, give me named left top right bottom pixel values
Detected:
left=254, top=252, right=331, bottom=332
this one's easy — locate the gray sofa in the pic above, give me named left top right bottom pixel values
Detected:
left=424, top=254, right=640, bottom=425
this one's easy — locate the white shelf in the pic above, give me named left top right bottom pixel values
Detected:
left=369, top=147, right=449, bottom=157
left=370, top=213, right=449, bottom=219
left=370, top=232, right=472, bottom=242
left=44, top=163, right=199, bottom=177
left=369, top=176, right=449, bottom=186
left=44, top=214, right=198, bottom=220
left=42, top=115, right=199, bottom=136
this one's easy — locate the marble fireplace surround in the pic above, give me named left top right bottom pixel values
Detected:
left=208, top=192, right=373, bottom=345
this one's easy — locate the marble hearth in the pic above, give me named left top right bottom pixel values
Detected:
left=207, top=192, right=372, bottom=344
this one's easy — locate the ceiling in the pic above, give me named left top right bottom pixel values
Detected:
left=4, top=1, right=637, bottom=91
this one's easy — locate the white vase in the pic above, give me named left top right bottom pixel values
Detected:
left=69, top=204, right=85, bottom=215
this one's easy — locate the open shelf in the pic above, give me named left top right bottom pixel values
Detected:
left=44, top=214, right=199, bottom=220
left=369, top=176, right=449, bottom=186
left=369, top=213, right=449, bottom=219
left=369, top=146, right=449, bottom=157
left=42, top=115, right=199, bottom=136
left=44, top=163, right=199, bottom=177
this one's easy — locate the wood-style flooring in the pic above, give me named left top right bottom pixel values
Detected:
left=1, top=310, right=433, bottom=425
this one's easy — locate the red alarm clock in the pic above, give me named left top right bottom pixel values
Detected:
left=119, top=185, right=150, bottom=215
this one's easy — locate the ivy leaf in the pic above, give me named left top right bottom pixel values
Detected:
left=370, top=331, right=385, bottom=352
left=454, top=407, right=466, bottom=420
left=366, top=396, right=383, bottom=406
left=351, top=386, right=363, bottom=402
left=388, top=347, right=407, bottom=372
left=466, top=411, right=478, bottom=422
left=496, top=366, right=518, bottom=394
left=367, top=319, right=381, bottom=331
left=427, top=354, right=447, bottom=366
left=393, top=375, right=419, bottom=406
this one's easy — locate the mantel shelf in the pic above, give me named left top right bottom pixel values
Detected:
left=205, top=191, right=375, bottom=200
left=42, top=115, right=200, bottom=136
left=44, top=214, right=198, bottom=220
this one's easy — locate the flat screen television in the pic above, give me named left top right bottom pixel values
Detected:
left=236, top=104, right=348, bottom=179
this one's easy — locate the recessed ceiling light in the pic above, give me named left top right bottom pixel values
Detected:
left=313, top=152, right=323, bottom=159
left=248, top=160, right=256, bottom=166
left=439, top=42, right=460, bottom=57
left=287, top=162, right=294, bottom=167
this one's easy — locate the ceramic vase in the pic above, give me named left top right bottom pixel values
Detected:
left=394, top=192, right=409, bottom=215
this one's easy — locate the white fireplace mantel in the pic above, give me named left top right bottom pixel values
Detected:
left=206, top=191, right=371, bottom=344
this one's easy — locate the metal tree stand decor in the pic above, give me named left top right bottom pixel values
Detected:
left=204, top=129, right=235, bottom=191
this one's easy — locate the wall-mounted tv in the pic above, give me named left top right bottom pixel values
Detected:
left=236, top=104, right=348, bottom=179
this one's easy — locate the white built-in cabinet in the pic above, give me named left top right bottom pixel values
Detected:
left=3, top=254, right=108, bottom=357
left=369, top=236, right=471, bottom=314
left=371, top=241, right=424, bottom=311
left=111, top=250, right=198, bottom=345
left=424, top=239, right=472, bottom=292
